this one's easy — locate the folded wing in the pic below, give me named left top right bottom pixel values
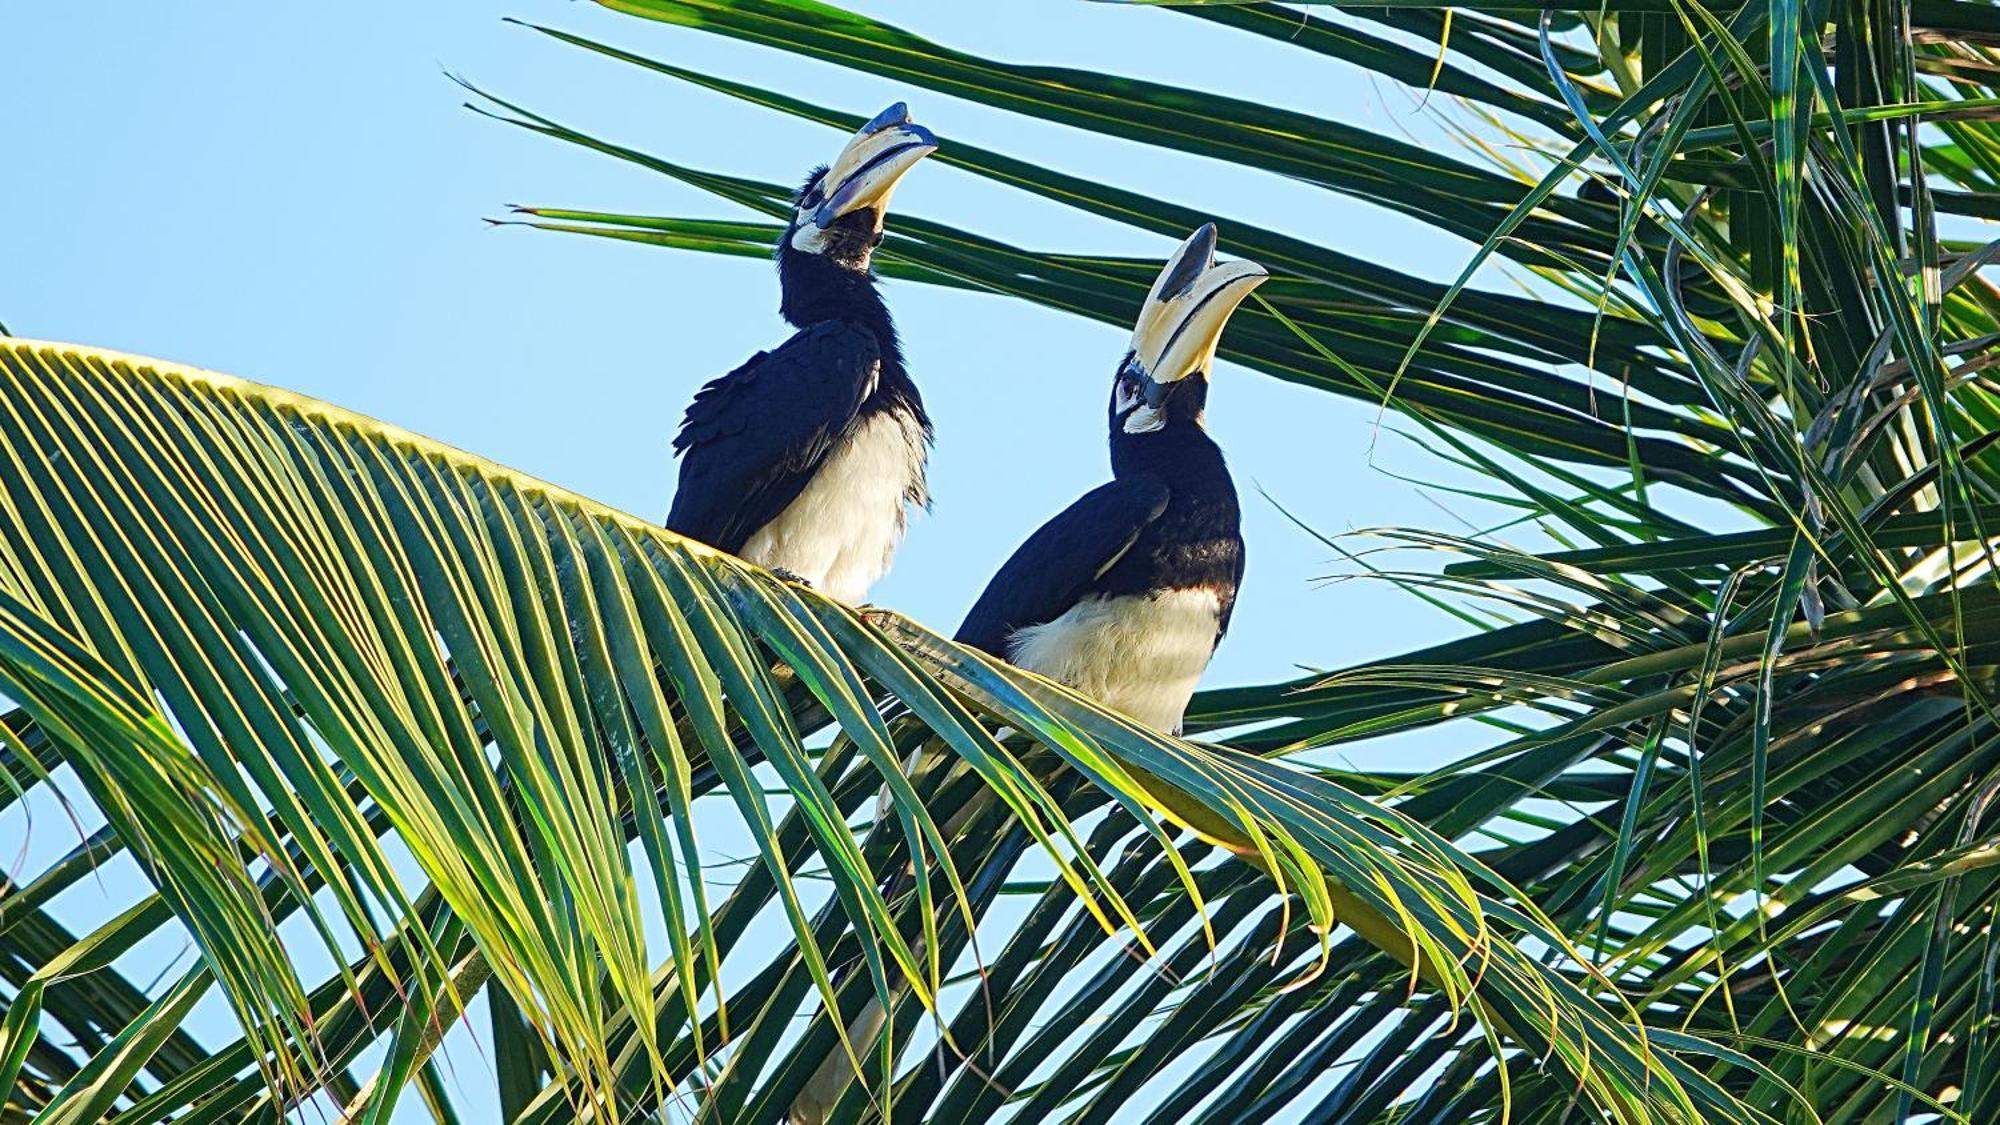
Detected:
left=955, top=477, right=1172, bottom=656
left=667, top=320, right=881, bottom=553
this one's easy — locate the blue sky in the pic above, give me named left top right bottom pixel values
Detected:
left=7, top=2, right=1534, bottom=1117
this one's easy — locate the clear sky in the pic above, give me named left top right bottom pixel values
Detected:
left=7, top=2, right=1528, bottom=1118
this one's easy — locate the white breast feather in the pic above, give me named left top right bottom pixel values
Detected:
left=740, top=408, right=928, bottom=605
left=1006, top=589, right=1223, bottom=734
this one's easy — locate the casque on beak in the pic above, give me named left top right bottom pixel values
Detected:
left=811, top=102, right=939, bottom=230
left=1128, top=223, right=1268, bottom=406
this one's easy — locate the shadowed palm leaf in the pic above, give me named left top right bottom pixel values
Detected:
left=458, top=0, right=2000, bottom=1119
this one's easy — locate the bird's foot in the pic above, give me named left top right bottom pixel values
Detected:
left=770, top=567, right=814, bottom=588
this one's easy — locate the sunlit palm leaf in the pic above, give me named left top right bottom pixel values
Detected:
left=0, top=340, right=1761, bottom=1121
left=480, top=0, right=2000, bottom=1118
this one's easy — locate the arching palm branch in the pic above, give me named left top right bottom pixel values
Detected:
left=470, top=0, right=2000, bottom=1119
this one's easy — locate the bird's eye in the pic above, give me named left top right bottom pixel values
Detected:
left=1116, top=375, right=1142, bottom=411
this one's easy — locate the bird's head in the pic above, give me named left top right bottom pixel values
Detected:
left=784, top=102, right=937, bottom=271
left=1112, top=224, right=1268, bottom=434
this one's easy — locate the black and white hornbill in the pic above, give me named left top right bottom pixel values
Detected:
left=786, top=227, right=1264, bottom=1125
left=957, top=224, right=1267, bottom=733
left=665, top=103, right=937, bottom=604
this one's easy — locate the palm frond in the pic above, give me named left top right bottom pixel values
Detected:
left=0, top=340, right=1753, bottom=1121
left=471, top=0, right=2000, bottom=1117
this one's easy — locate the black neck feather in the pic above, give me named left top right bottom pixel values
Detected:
left=776, top=226, right=922, bottom=423
left=1098, top=418, right=1243, bottom=626
left=1112, top=421, right=1238, bottom=528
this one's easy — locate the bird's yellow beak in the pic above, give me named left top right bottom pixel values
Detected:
left=1129, top=223, right=1268, bottom=393
left=810, top=102, right=939, bottom=230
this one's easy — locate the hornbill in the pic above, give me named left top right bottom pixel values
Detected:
left=787, top=227, right=1265, bottom=1125
left=957, top=223, right=1267, bottom=733
left=665, top=103, right=937, bottom=604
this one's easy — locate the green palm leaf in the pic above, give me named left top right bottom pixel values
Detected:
left=471, top=0, right=2000, bottom=1118
left=17, top=0, right=2000, bottom=1113
left=0, top=339, right=1758, bottom=1121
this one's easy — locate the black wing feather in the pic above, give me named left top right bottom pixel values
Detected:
left=955, top=477, right=1172, bottom=657
left=666, top=321, right=880, bottom=553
